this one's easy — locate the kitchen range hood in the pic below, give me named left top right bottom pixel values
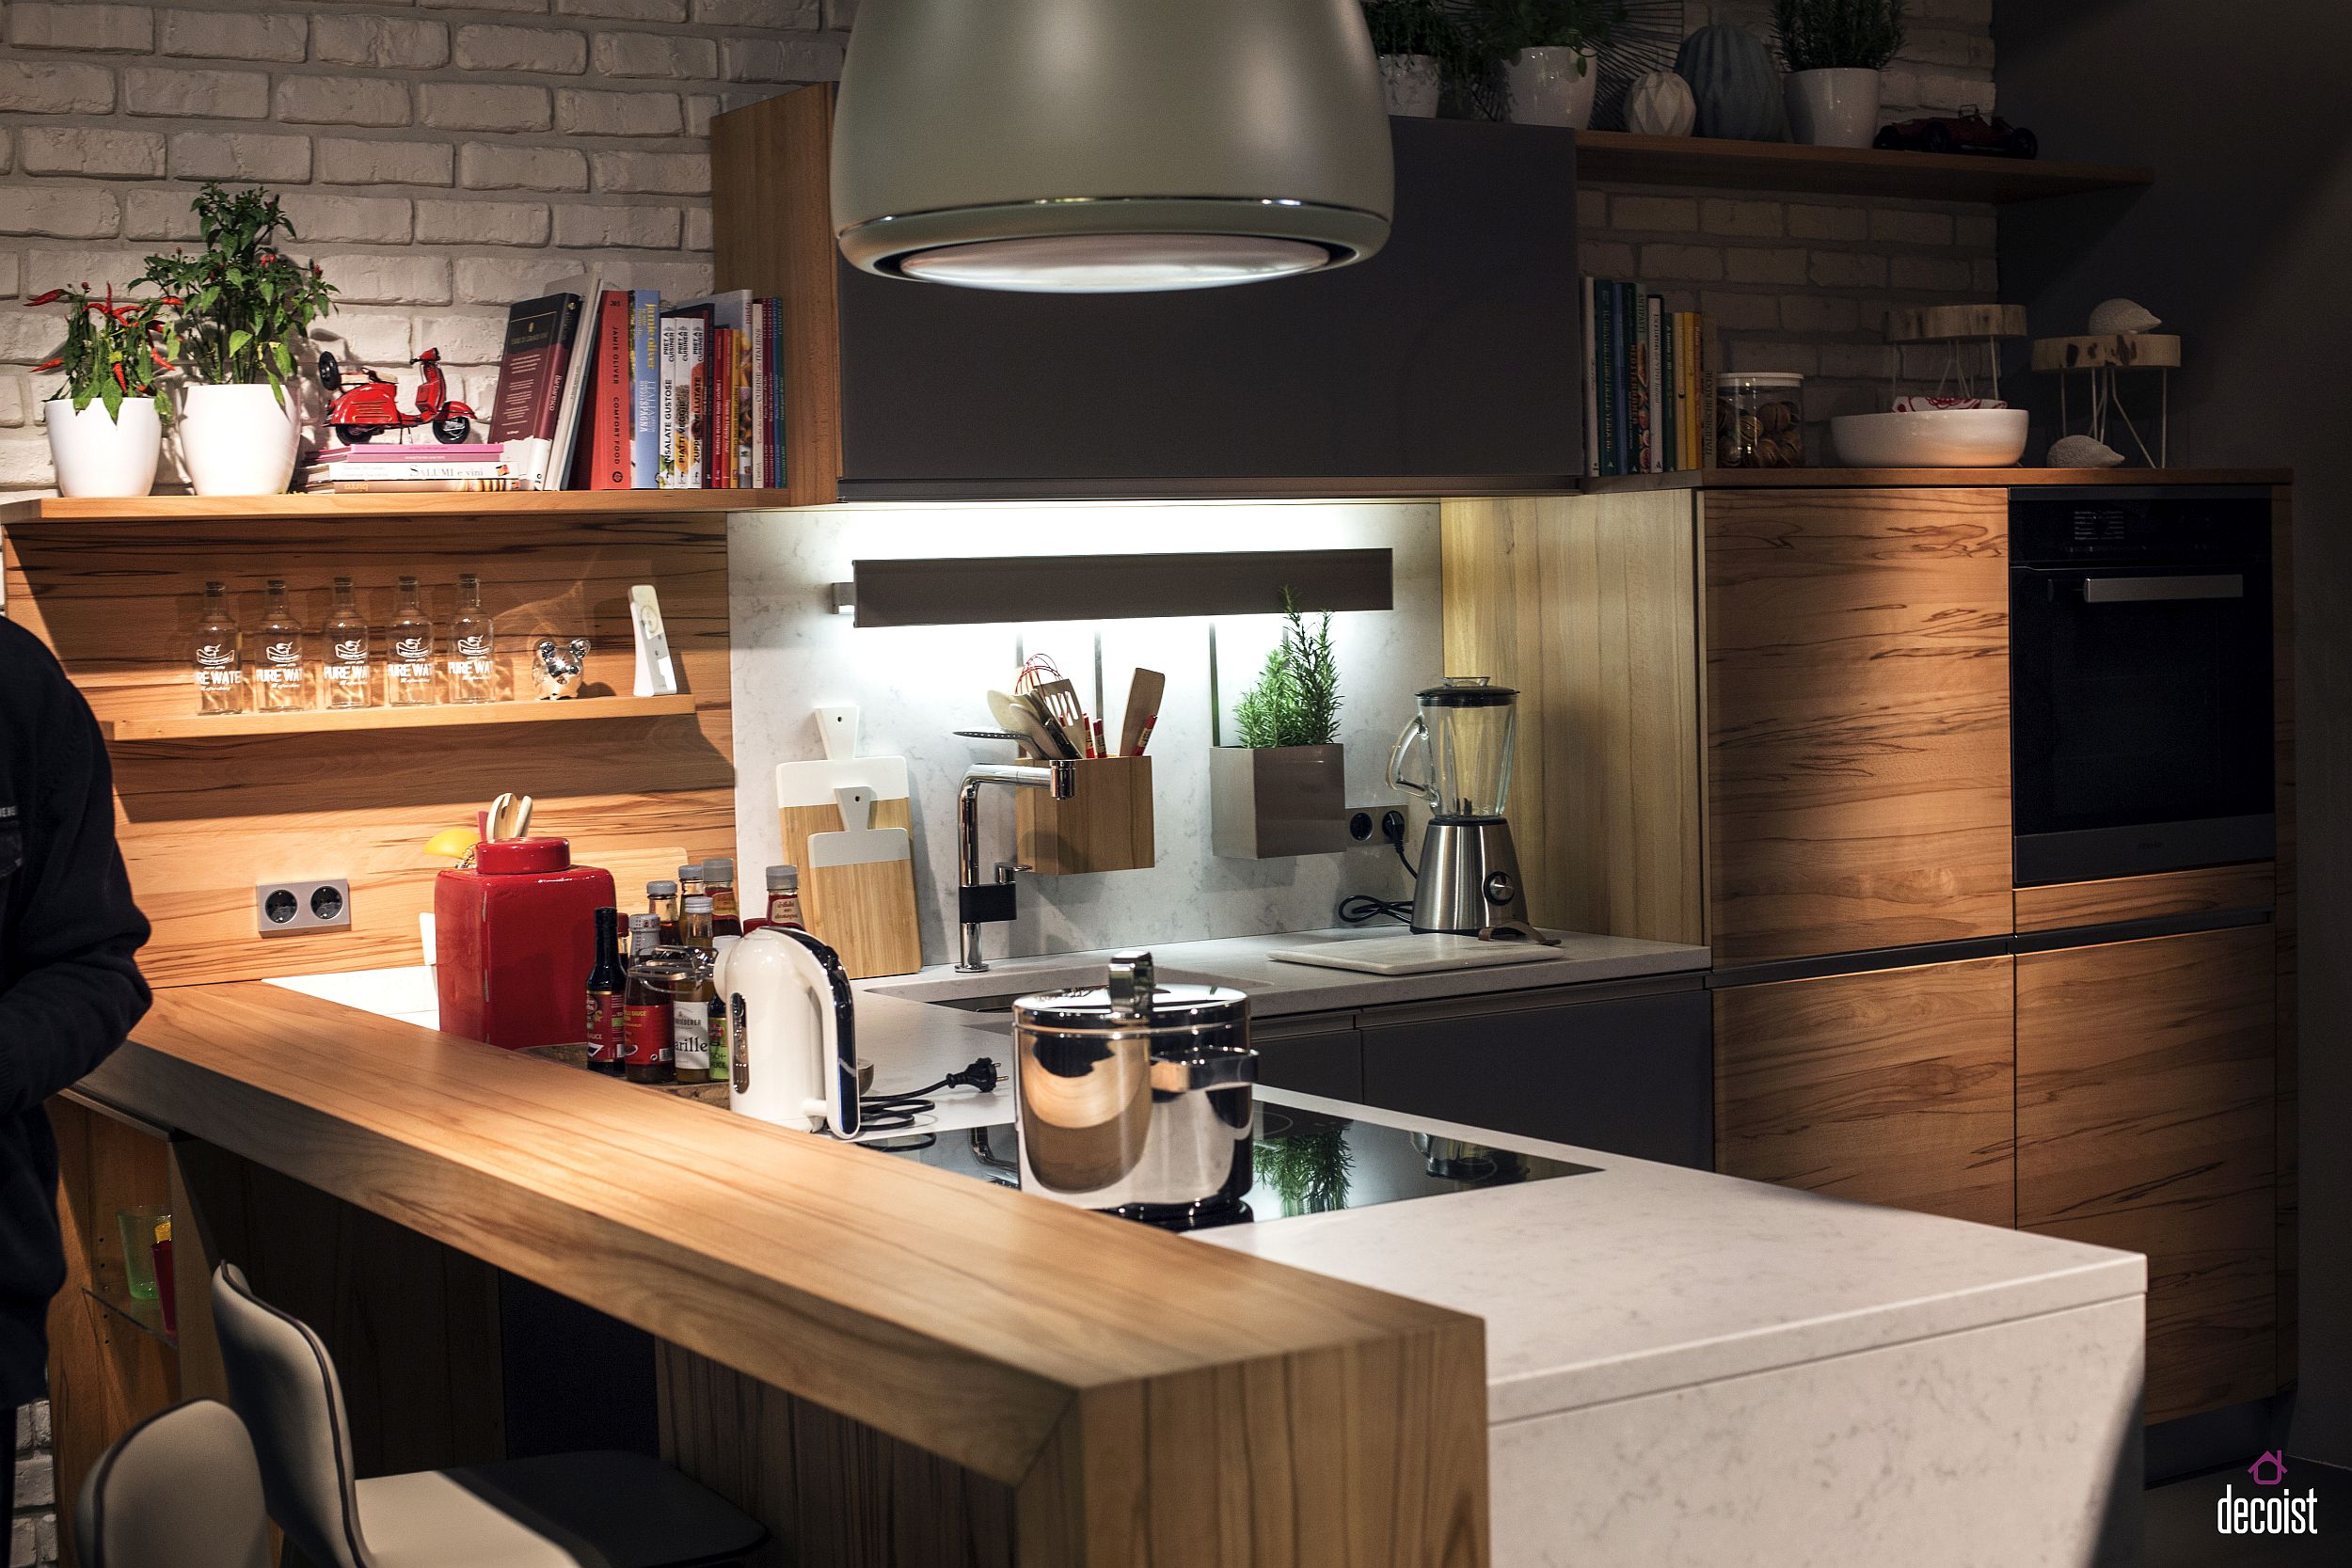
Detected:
left=830, top=0, right=1393, bottom=293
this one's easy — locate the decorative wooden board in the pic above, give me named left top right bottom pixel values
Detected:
left=82, top=984, right=1491, bottom=1568
left=1714, top=956, right=2016, bottom=1228
left=2016, top=925, right=2277, bottom=1423
left=1701, top=489, right=2013, bottom=965
left=1884, top=303, right=2030, bottom=341
left=1440, top=491, right=1703, bottom=945
left=2029, top=334, right=2183, bottom=372
left=2013, top=863, right=2275, bottom=933
left=4, top=510, right=735, bottom=986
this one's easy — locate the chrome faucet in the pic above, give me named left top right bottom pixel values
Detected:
left=956, top=759, right=1076, bottom=973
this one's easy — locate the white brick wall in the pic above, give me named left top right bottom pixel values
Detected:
left=0, top=0, right=849, bottom=488
left=1, top=3, right=2001, bottom=489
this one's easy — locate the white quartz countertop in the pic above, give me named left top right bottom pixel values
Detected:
left=271, top=934, right=2139, bottom=1432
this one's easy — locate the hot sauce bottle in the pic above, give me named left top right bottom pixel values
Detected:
left=583, top=907, right=627, bottom=1074
left=704, top=857, right=742, bottom=937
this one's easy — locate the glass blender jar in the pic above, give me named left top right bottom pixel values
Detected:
left=1388, top=676, right=1533, bottom=935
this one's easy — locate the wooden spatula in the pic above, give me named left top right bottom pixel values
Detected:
left=1118, top=669, right=1165, bottom=757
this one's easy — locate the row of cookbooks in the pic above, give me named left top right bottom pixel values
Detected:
left=1581, top=277, right=1715, bottom=477
left=304, top=271, right=785, bottom=493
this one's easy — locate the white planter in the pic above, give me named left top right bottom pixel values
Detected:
left=1784, top=67, right=1882, bottom=149
left=42, top=399, right=162, bottom=499
left=1505, top=46, right=1597, bottom=129
left=1377, top=54, right=1441, bottom=118
left=179, top=383, right=301, bottom=497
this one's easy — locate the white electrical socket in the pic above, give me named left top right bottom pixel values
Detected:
left=257, top=879, right=352, bottom=936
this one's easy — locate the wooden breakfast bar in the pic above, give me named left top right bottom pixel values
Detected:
left=56, top=983, right=1488, bottom=1568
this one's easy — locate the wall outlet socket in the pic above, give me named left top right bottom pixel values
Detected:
left=257, top=879, right=351, bottom=936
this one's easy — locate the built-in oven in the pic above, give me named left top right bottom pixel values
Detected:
left=2010, top=486, right=2274, bottom=887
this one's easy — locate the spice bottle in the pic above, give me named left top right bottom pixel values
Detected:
left=766, top=864, right=804, bottom=929
left=646, top=879, right=680, bottom=945
left=583, top=907, right=627, bottom=1074
left=705, top=857, right=742, bottom=937
left=679, top=894, right=715, bottom=954
left=678, top=863, right=706, bottom=903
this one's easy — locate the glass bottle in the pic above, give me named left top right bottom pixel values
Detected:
left=251, top=578, right=310, bottom=713
left=704, top=858, right=741, bottom=937
left=627, top=911, right=663, bottom=965
left=446, top=572, right=498, bottom=705
left=766, top=864, right=804, bottom=929
left=583, top=907, right=627, bottom=1074
left=191, top=579, right=245, bottom=716
left=622, top=938, right=687, bottom=1085
left=646, top=879, right=680, bottom=945
left=387, top=576, right=437, bottom=707
left=322, top=576, right=373, bottom=711
left=679, top=894, right=715, bottom=955
left=670, top=928, right=717, bottom=1083
left=678, top=863, right=706, bottom=903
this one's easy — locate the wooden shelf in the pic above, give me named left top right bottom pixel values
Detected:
left=0, top=489, right=796, bottom=529
left=1579, top=467, right=2291, bottom=493
left=1572, top=130, right=2153, bottom=204
left=101, top=693, right=699, bottom=741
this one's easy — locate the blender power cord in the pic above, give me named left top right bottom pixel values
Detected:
left=856, top=1056, right=1000, bottom=1135
left=1338, top=835, right=1420, bottom=927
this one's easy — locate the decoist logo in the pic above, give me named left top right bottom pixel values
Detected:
left=2216, top=1451, right=2320, bottom=1535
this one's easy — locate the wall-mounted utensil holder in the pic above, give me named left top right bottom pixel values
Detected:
left=1210, top=745, right=1347, bottom=858
left=1016, top=757, right=1155, bottom=875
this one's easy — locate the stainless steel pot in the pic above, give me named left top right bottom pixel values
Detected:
left=1012, top=950, right=1255, bottom=1219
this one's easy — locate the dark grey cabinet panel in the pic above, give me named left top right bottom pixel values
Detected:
left=833, top=119, right=1581, bottom=495
left=1254, top=1016, right=1365, bottom=1104
left=1359, top=987, right=1712, bottom=1168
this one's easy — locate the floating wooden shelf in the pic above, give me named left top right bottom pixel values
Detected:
left=0, top=489, right=796, bottom=529
left=1572, top=130, right=2153, bottom=204
left=101, top=693, right=699, bottom=741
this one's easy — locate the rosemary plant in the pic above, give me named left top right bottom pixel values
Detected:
left=1233, top=592, right=1343, bottom=750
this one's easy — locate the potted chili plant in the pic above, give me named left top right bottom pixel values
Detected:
left=1476, top=0, right=1624, bottom=128
left=140, top=183, right=337, bottom=496
left=24, top=283, right=177, bottom=498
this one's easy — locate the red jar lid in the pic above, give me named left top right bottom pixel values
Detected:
left=475, top=837, right=571, bottom=874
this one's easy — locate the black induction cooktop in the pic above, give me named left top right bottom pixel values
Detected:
left=865, top=1101, right=1598, bottom=1228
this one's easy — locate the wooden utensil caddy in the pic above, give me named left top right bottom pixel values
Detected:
left=1015, top=757, right=1155, bottom=875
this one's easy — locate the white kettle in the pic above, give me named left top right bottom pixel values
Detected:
left=727, top=926, right=861, bottom=1137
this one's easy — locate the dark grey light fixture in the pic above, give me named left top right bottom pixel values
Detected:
left=830, top=0, right=1395, bottom=293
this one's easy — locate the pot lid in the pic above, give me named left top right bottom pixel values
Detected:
left=1013, top=949, right=1248, bottom=1030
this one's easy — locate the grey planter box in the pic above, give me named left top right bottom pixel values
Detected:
left=1210, top=745, right=1348, bottom=859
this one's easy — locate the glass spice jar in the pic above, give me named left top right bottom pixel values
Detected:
left=1716, top=372, right=1805, bottom=467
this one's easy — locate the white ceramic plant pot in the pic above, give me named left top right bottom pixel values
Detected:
left=1506, top=46, right=1598, bottom=129
left=1784, top=67, right=1882, bottom=149
left=179, top=383, right=301, bottom=497
left=1377, top=54, right=1441, bottom=118
left=42, top=399, right=163, bottom=499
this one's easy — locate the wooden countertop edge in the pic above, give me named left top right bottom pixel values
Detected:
left=87, top=982, right=1482, bottom=1484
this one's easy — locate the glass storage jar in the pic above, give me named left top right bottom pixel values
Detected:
left=1716, top=372, right=1805, bottom=467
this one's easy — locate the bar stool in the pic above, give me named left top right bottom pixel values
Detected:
left=75, top=1400, right=271, bottom=1568
left=210, top=1262, right=769, bottom=1568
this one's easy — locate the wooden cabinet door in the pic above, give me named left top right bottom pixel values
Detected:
left=1714, top=956, right=2014, bottom=1227
left=1704, top=490, right=2012, bottom=965
left=2017, top=925, right=2277, bottom=1423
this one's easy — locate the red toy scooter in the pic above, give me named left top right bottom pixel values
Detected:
left=319, top=347, right=477, bottom=445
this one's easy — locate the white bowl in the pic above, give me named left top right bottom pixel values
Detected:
left=1830, top=408, right=2029, bottom=467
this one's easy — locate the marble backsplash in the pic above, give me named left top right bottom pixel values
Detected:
left=726, top=501, right=1440, bottom=966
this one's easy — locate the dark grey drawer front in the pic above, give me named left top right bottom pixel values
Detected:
left=1254, top=1023, right=1364, bottom=1105
left=1360, top=990, right=1712, bottom=1169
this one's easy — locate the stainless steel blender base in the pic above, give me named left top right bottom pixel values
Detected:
left=1409, top=817, right=1531, bottom=935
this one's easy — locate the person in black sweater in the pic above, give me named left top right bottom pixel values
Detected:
left=0, top=619, right=151, bottom=1519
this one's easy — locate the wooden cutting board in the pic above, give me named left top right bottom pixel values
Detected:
left=799, top=786, right=920, bottom=979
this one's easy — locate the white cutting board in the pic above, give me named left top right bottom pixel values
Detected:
left=773, top=703, right=909, bottom=806
left=1266, top=935, right=1561, bottom=976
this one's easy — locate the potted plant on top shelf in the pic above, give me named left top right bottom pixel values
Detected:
left=22, top=283, right=176, bottom=499
left=1475, top=0, right=1625, bottom=129
left=1212, top=592, right=1350, bottom=859
left=1774, top=0, right=1906, bottom=148
left=1361, top=0, right=1465, bottom=118
left=140, top=182, right=337, bottom=497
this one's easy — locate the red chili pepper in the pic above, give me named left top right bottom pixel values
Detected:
left=24, top=290, right=64, bottom=307
left=151, top=346, right=173, bottom=371
left=113, top=362, right=129, bottom=390
left=33, top=357, right=63, bottom=372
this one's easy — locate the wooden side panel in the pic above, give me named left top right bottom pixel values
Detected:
left=2016, top=926, right=2278, bottom=1423
left=711, top=84, right=843, bottom=508
left=1016, top=1319, right=1488, bottom=1568
left=47, top=1100, right=179, bottom=1568
left=1703, top=489, right=2011, bottom=964
left=2013, top=863, right=2276, bottom=933
left=2271, top=486, right=2296, bottom=1385
left=1439, top=491, right=1703, bottom=945
left=1714, top=957, right=2015, bottom=1227
left=4, top=512, right=733, bottom=985
left=658, top=1343, right=1016, bottom=1568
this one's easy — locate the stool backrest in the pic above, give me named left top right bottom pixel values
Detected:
left=75, top=1400, right=272, bottom=1568
left=209, top=1262, right=373, bottom=1568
